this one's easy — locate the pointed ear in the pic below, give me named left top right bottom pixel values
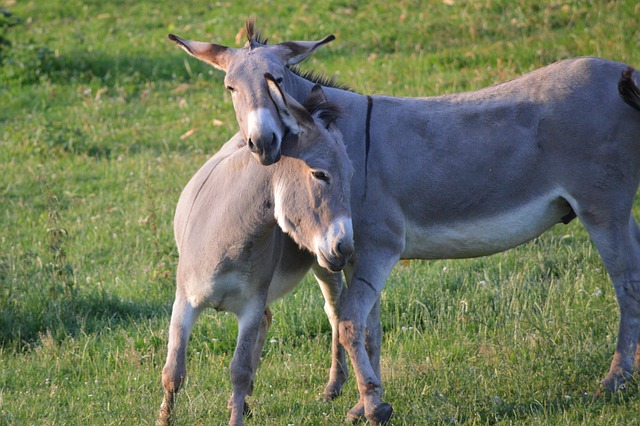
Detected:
left=277, top=34, right=335, bottom=66
left=304, top=84, right=341, bottom=128
left=309, top=84, right=327, bottom=103
left=168, top=34, right=235, bottom=71
left=265, top=73, right=300, bottom=135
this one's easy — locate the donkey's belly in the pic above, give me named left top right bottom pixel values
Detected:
left=266, top=265, right=311, bottom=304
left=403, top=192, right=573, bottom=259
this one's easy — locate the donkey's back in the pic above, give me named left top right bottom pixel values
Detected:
left=362, top=58, right=640, bottom=259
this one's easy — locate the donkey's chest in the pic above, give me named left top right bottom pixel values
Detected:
left=402, top=191, right=573, bottom=259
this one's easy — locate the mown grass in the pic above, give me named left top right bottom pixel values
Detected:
left=2, top=0, right=640, bottom=424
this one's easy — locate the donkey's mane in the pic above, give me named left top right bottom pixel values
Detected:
left=289, top=66, right=354, bottom=92
left=245, top=19, right=268, bottom=46
left=245, top=19, right=354, bottom=93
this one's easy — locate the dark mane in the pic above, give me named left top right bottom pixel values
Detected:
left=246, top=19, right=353, bottom=92
left=245, top=19, right=268, bottom=46
left=289, top=65, right=354, bottom=92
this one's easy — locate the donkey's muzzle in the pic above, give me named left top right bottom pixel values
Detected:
left=318, top=229, right=354, bottom=272
left=321, top=241, right=354, bottom=272
left=248, top=133, right=281, bottom=166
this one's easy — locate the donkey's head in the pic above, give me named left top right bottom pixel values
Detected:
left=263, top=74, right=353, bottom=271
left=169, top=20, right=334, bottom=165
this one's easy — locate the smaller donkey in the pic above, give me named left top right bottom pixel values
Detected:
left=157, top=75, right=354, bottom=426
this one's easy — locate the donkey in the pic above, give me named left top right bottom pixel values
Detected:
left=157, top=75, right=354, bottom=426
left=169, top=22, right=640, bottom=424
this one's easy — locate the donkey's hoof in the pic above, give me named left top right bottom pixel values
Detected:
left=599, top=370, right=633, bottom=394
left=243, top=401, right=252, bottom=417
left=156, top=397, right=174, bottom=426
left=366, top=402, right=393, bottom=426
left=323, top=382, right=343, bottom=401
left=156, top=413, right=171, bottom=426
left=346, top=402, right=365, bottom=423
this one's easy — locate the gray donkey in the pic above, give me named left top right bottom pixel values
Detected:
left=157, top=75, right=354, bottom=426
left=169, top=22, right=640, bottom=425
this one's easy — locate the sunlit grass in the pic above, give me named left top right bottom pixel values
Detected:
left=2, top=0, right=640, bottom=424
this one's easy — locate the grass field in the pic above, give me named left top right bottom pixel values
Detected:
left=2, top=0, right=640, bottom=424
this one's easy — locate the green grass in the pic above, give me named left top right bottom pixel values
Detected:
left=2, top=0, right=640, bottom=424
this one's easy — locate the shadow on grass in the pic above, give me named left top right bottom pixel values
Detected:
left=0, top=288, right=171, bottom=351
left=448, top=379, right=640, bottom=424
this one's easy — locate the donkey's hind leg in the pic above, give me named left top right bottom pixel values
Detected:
left=241, top=307, right=273, bottom=417
left=250, top=307, right=273, bottom=389
left=312, top=264, right=349, bottom=401
left=157, top=293, right=202, bottom=426
left=629, top=219, right=640, bottom=373
left=582, top=213, right=640, bottom=392
left=228, top=298, right=268, bottom=426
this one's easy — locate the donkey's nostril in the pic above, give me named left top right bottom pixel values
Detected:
left=337, top=242, right=352, bottom=257
left=271, top=133, right=278, bottom=148
left=248, top=138, right=257, bottom=153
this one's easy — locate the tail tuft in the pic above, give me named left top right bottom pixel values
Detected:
left=618, top=67, right=640, bottom=112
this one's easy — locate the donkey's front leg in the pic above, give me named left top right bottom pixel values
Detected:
left=342, top=298, right=383, bottom=422
left=157, top=294, right=201, bottom=426
left=339, top=253, right=398, bottom=425
left=228, top=298, right=268, bottom=426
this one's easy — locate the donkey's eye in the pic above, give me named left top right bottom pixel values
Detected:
left=276, top=77, right=284, bottom=84
left=226, top=85, right=236, bottom=93
left=312, top=170, right=330, bottom=183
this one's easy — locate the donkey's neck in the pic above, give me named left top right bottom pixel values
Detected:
left=286, top=68, right=364, bottom=111
left=233, top=153, right=280, bottom=235
left=285, top=68, right=370, bottom=176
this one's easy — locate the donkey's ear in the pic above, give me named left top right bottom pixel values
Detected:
left=308, top=84, right=328, bottom=104
left=168, top=34, right=235, bottom=71
left=265, top=73, right=300, bottom=135
left=277, top=34, right=335, bottom=66
left=304, top=84, right=341, bottom=128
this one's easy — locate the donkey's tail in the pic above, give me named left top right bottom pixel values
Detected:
left=619, top=67, right=640, bottom=112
